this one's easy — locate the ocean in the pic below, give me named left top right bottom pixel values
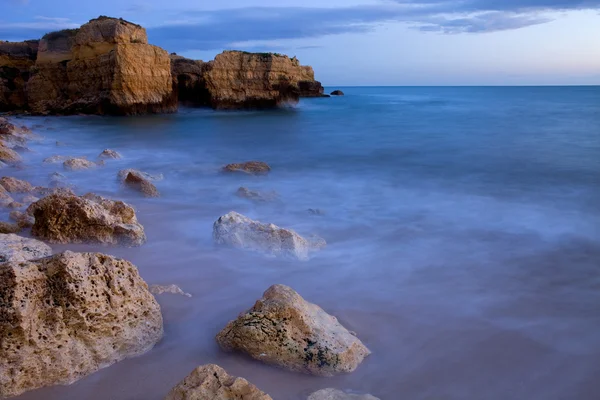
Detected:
left=7, top=86, right=600, bottom=400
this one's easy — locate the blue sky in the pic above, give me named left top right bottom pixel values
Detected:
left=2, top=0, right=600, bottom=85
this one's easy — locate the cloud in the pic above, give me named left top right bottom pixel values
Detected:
left=146, top=1, right=600, bottom=52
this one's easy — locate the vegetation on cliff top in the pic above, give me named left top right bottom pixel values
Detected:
left=42, top=29, right=79, bottom=41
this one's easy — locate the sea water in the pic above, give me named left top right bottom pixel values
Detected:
left=7, top=86, right=600, bottom=400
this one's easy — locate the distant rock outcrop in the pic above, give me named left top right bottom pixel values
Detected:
left=330, top=90, right=345, bottom=96
left=14, top=17, right=176, bottom=115
left=0, top=40, right=39, bottom=111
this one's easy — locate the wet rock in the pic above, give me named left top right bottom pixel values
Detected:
left=308, top=208, right=325, bottom=216
left=223, top=161, right=271, bottom=175
left=165, top=364, right=272, bottom=400
left=7, top=201, right=23, bottom=209
left=124, top=172, right=160, bottom=198
left=308, top=389, right=380, bottom=400
left=27, top=192, right=146, bottom=246
left=216, top=284, right=370, bottom=376
left=213, top=212, right=325, bottom=261
left=63, top=157, right=97, bottom=171
left=0, top=176, right=33, bottom=193
left=43, top=155, right=71, bottom=164
left=236, top=187, right=278, bottom=202
left=0, top=145, right=21, bottom=163
left=150, top=284, right=192, bottom=298
left=0, top=186, right=14, bottom=207
left=0, top=222, right=21, bottom=234
left=9, top=210, right=34, bottom=228
left=0, top=251, right=163, bottom=397
left=0, top=233, right=52, bottom=262
left=330, top=90, right=345, bottom=96
left=99, top=149, right=122, bottom=159
left=118, top=168, right=163, bottom=182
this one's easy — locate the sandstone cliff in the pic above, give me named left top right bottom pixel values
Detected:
left=26, top=17, right=176, bottom=115
left=0, top=40, right=39, bottom=111
left=172, top=51, right=326, bottom=109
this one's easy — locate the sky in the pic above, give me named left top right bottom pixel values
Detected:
left=1, top=0, right=600, bottom=85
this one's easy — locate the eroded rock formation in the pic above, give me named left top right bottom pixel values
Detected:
left=0, top=40, right=39, bottom=111
left=165, top=364, right=272, bottom=400
left=216, top=284, right=370, bottom=376
left=0, top=251, right=163, bottom=397
left=28, top=192, right=146, bottom=246
left=213, top=211, right=325, bottom=260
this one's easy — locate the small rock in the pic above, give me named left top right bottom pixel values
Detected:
left=0, top=176, right=33, bottom=193
left=308, top=208, right=325, bottom=216
left=63, top=157, right=97, bottom=171
left=0, top=251, right=163, bottom=397
left=213, top=211, right=325, bottom=260
left=236, top=187, right=278, bottom=202
left=0, top=233, right=52, bottom=262
left=0, top=222, right=21, bottom=234
left=223, top=161, right=271, bottom=175
left=118, top=168, right=163, bottom=182
left=165, top=364, right=272, bottom=400
left=28, top=192, right=146, bottom=246
left=124, top=172, right=160, bottom=198
left=0, top=146, right=21, bottom=163
left=43, top=155, right=71, bottom=164
left=9, top=210, right=34, bottom=228
left=99, top=149, right=122, bottom=159
left=308, top=389, right=380, bottom=400
left=7, top=201, right=23, bottom=209
left=330, top=90, right=345, bottom=96
left=150, top=284, right=192, bottom=298
left=216, top=284, right=370, bottom=376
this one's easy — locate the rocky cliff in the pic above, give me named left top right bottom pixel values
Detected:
left=172, top=51, right=326, bottom=109
left=20, top=17, right=176, bottom=115
left=0, top=40, right=39, bottom=111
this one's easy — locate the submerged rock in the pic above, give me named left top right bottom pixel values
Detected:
left=216, top=284, right=370, bottom=376
left=236, top=187, right=278, bottom=202
left=165, top=364, right=272, bottom=400
left=213, top=211, right=325, bottom=260
left=124, top=171, right=160, bottom=197
left=223, top=161, right=271, bottom=175
left=308, top=208, right=325, bottom=216
left=9, top=210, right=34, bottom=228
left=330, top=90, right=345, bottom=96
left=0, top=222, right=21, bottom=234
left=43, top=155, right=71, bottom=164
left=63, top=157, right=97, bottom=171
left=0, top=251, right=163, bottom=397
left=98, top=149, right=122, bottom=159
left=0, top=145, right=21, bottom=163
left=0, top=176, right=33, bottom=193
left=28, top=192, right=146, bottom=246
left=118, top=168, right=163, bottom=182
left=308, top=389, right=380, bottom=400
left=0, top=233, right=52, bottom=262
left=150, top=284, right=192, bottom=298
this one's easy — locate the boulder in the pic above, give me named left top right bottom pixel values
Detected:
left=63, top=157, right=97, bottom=171
left=0, top=176, right=33, bottom=193
left=236, top=187, right=278, bottom=202
left=213, top=212, right=325, bottom=260
left=223, top=161, right=271, bottom=175
left=25, top=17, right=177, bottom=115
left=165, top=364, right=272, bottom=400
left=27, top=192, right=146, bottom=246
left=99, top=149, right=122, bottom=159
left=0, top=145, right=21, bottom=163
left=216, top=284, right=370, bottom=376
left=307, top=389, right=380, bottom=400
left=124, top=171, right=160, bottom=197
left=118, top=168, right=163, bottom=182
left=0, top=251, right=163, bottom=397
left=149, top=284, right=191, bottom=298
left=0, top=222, right=21, bottom=234
left=0, top=233, right=52, bottom=262
left=330, top=90, right=345, bottom=96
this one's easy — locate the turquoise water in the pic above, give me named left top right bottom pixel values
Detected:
left=8, top=86, right=600, bottom=400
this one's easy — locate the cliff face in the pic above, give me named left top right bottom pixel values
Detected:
left=172, top=51, right=326, bottom=109
left=26, top=17, right=176, bottom=115
left=0, top=40, right=39, bottom=111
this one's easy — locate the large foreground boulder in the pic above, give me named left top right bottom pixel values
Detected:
left=216, top=284, right=370, bottom=376
left=165, top=364, right=272, bottom=400
left=308, top=389, right=380, bottom=400
left=28, top=192, right=146, bottom=246
left=213, top=212, right=325, bottom=260
left=0, top=233, right=52, bottom=262
left=0, top=251, right=163, bottom=397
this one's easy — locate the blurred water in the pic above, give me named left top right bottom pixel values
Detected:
left=6, top=86, right=600, bottom=400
